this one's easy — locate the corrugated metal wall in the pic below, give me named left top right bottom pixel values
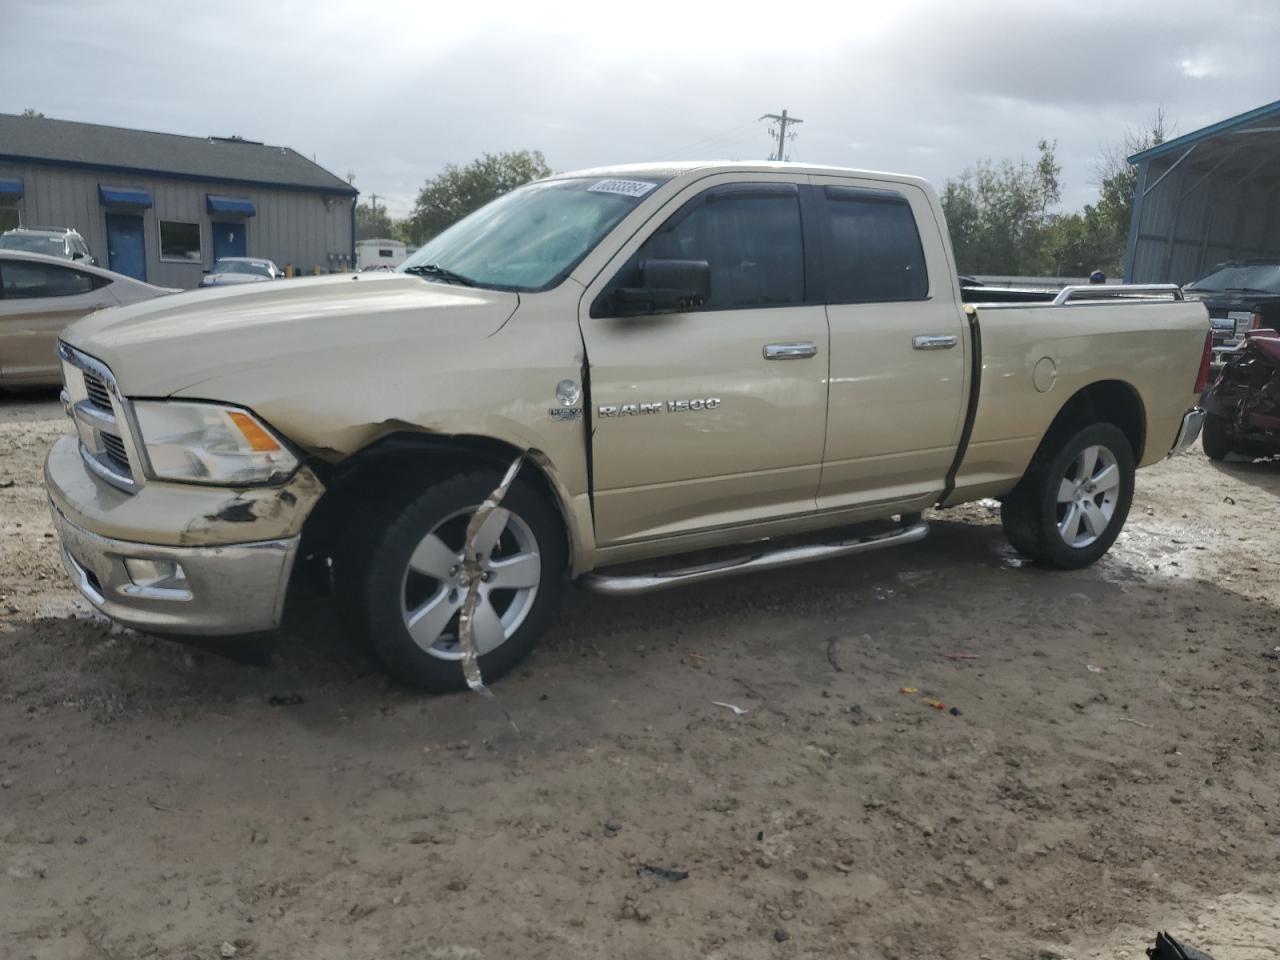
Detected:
left=1127, top=157, right=1280, bottom=284
left=0, top=162, right=355, bottom=288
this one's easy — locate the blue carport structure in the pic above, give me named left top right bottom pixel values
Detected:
left=1125, top=99, right=1280, bottom=284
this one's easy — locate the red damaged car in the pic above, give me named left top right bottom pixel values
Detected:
left=1202, top=328, right=1280, bottom=460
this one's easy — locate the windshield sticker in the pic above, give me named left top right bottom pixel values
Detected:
left=588, top=179, right=658, bottom=198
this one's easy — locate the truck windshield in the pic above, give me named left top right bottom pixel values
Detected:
left=398, top=177, right=665, bottom=292
left=1186, top=263, right=1280, bottom=294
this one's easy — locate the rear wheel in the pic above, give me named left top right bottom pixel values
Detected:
left=1000, top=423, right=1135, bottom=569
left=1201, top=412, right=1231, bottom=461
left=354, top=470, right=565, bottom=692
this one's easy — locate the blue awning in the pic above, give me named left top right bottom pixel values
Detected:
left=0, top=178, right=23, bottom=199
left=207, top=194, right=256, bottom=217
left=98, top=184, right=152, bottom=209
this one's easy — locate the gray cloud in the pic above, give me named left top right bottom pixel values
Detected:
left=3, top=0, right=1277, bottom=217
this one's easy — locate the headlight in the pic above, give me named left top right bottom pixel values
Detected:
left=132, top=401, right=298, bottom=485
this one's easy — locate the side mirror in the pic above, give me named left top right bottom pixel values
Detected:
left=71, top=252, right=84, bottom=261
left=613, top=259, right=710, bottom=316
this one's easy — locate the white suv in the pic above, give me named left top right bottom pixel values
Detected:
left=0, top=227, right=96, bottom=265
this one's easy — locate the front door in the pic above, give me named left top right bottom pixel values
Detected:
left=105, top=213, right=146, bottom=280
left=0, top=260, right=114, bottom=385
left=212, top=221, right=246, bottom=261
left=813, top=177, right=969, bottom=510
left=581, top=178, right=829, bottom=547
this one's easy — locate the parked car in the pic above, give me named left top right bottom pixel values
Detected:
left=199, top=257, right=282, bottom=287
left=0, top=250, right=175, bottom=388
left=0, top=227, right=96, bottom=266
left=45, top=161, right=1210, bottom=692
left=1201, top=328, right=1280, bottom=460
left=1183, top=259, right=1280, bottom=360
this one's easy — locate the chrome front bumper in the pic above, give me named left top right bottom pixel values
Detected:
left=1170, top=407, right=1205, bottom=457
left=49, top=499, right=298, bottom=636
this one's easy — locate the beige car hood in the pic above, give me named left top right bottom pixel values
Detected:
left=62, top=272, right=520, bottom=396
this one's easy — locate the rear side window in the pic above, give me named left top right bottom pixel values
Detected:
left=822, top=186, right=928, bottom=303
left=0, top=261, right=100, bottom=299
left=636, top=186, right=805, bottom=311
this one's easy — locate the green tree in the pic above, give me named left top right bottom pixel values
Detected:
left=355, top=197, right=395, bottom=240
left=405, top=150, right=551, bottom=245
left=21, top=108, right=45, bottom=118
left=941, top=139, right=1061, bottom=276
left=1085, top=108, right=1168, bottom=276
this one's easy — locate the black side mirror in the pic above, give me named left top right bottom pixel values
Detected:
left=71, top=252, right=83, bottom=260
left=614, top=258, right=710, bottom=316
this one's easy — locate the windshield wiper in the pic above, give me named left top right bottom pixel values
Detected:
left=1224, top=287, right=1276, bottom=295
left=403, top=263, right=476, bottom=287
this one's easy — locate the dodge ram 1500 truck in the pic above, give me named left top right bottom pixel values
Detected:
left=44, top=162, right=1212, bottom=691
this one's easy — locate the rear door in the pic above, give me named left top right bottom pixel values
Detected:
left=0, top=260, right=114, bottom=384
left=581, top=176, right=829, bottom=546
left=814, top=178, right=969, bottom=510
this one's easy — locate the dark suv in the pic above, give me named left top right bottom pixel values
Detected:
left=1184, top=260, right=1280, bottom=359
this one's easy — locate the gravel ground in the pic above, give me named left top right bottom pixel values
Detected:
left=1, top=391, right=1278, bottom=960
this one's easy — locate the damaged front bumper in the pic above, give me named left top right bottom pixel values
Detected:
left=50, top=500, right=297, bottom=635
left=44, top=434, right=318, bottom=636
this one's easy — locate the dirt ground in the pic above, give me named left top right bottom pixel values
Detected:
left=2, top=390, right=1278, bottom=960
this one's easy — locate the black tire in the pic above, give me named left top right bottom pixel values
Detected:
left=352, top=470, right=564, bottom=692
left=1201, top=412, right=1231, bottom=462
left=1000, top=423, right=1135, bottom=570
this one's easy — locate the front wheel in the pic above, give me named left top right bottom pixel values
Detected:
left=1201, top=412, right=1231, bottom=461
left=355, top=470, right=565, bottom=692
left=1000, top=423, right=1135, bottom=570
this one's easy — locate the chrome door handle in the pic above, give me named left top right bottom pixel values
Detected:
left=764, top=341, right=818, bottom=360
left=912, top=335, right=958, bottom=350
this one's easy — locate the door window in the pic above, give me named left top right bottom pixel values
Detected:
left=822, top=186, right=928, bottom=303
left=0, top=261, right=100, bottom=299
left=622, top=185, right=806, bottom=312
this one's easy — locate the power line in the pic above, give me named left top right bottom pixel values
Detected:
left=678, top=118, right=765, bottom=156
left=760, top=109, right=803, bottom=161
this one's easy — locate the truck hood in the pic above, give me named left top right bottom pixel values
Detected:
left=62, top=272, right=520, bottom=396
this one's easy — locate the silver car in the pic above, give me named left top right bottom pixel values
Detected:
left=199, top=257, right=283, bottom=287
left=0, top=227, right=96, bottom=266
left=0, top=250, right=175, bottom=388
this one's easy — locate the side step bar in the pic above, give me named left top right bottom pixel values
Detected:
left=581, top=519, right=929, bottom=597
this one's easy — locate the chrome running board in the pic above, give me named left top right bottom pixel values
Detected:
left=581, top=519, right=929, bottom=596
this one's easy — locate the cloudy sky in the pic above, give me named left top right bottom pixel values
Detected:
left=4, top=0, right=1277, bottom=217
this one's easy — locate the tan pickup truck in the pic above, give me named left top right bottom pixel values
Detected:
left=44, top=162, right=1212, bottom=691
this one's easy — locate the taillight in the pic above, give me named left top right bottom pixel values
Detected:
left=1194, top=331, right=1213, bottom=394
left=1253, top=311, right=1264, bottom=330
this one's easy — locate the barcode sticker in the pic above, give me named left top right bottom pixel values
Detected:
left=588, top=179, right=658, bottom=198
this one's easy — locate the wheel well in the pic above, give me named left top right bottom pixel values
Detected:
left=299, top=433, right=571, bottom=574
left=1043, top=380, right=1146, bottom=461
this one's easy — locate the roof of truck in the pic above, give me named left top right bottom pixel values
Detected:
left=551, top=160, right=931, bottom=187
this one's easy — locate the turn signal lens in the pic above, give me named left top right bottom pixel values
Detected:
left=228, top=410, right=282, bottom=452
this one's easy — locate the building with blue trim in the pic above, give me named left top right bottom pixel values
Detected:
left=0, top=113, right=357, bottom=289
left=1125, top=99, right=1280, bottom=284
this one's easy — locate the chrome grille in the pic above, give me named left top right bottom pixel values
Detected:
left=83, top=372, right=112, bottom=409
left=57, top=342, right=143, bottom=493
left=100, top=431, right=129, bottom=470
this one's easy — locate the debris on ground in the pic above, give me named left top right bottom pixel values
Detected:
left=712, top=700, right=748, bottom=715
left=267, top=694, right=305, bottom=706
left=638, top=864, right=688, bottom=883
left=1147, top=931, right=1215, bottom=960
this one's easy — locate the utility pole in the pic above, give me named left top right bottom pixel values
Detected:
left=368, top=191, right=381, bottom=212
left=760, top=109, right=803, bottom=161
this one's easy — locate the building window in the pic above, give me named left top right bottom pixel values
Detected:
left=0, top=208, right=18, bottom=232
left=159, top=221, right=202, bottom=263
